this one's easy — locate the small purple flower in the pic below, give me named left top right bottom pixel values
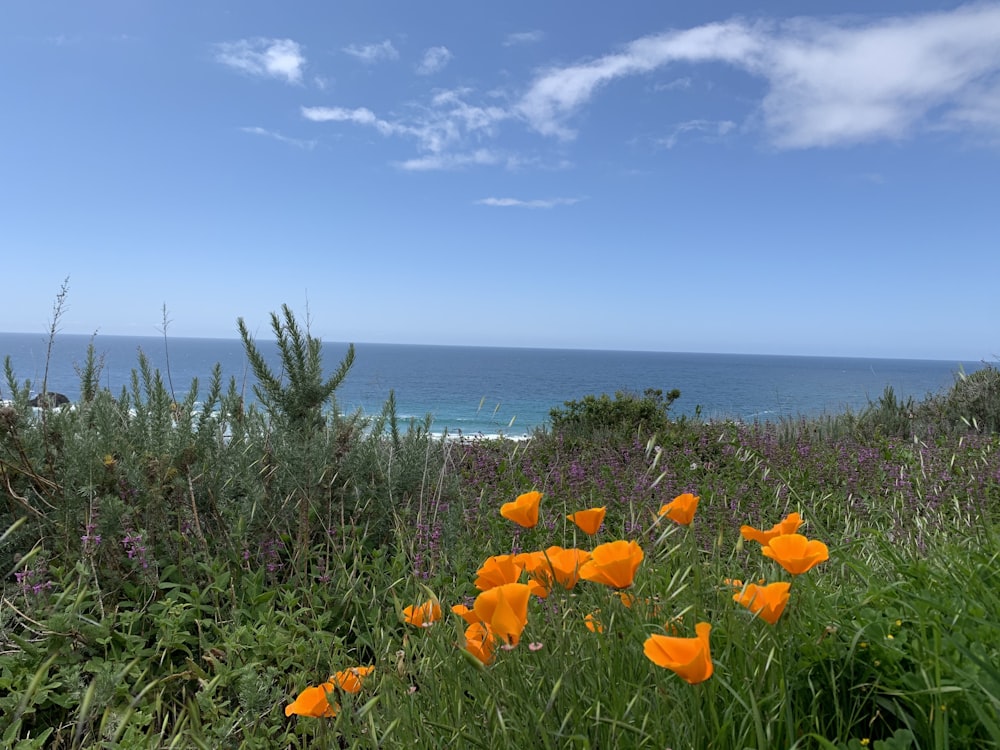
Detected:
left=122, top=531, right=150, bottom=570
left=81, top=522, right=102, bottom=556
left=15, top=563, right=54, bottom=598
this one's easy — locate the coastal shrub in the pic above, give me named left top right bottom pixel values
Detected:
left=812, top=365, right=1000, bottom=441
left=238, top=305, right=364, bottom=565
left=918, top=363, right=1000, bottom=434
left=854, top=386, right=918, bottom=440
left=548, top=387, right=682, bottom=443
left=0, top=303, right=455, bottom=594
left=237, top=304, right=355, bottom=434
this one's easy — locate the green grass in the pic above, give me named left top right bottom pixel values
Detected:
left=2, top=311, right=999, bottom=748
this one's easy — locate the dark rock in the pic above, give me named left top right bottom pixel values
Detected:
left=29, top=392, right=71, bottom=408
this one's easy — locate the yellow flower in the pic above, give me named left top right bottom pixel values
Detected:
left=732, top=581, right=791, bottom=625
left=643, top=622, right=713, bottom=684
left=474, top=554, right=524, bottom=591
left=740, top=512, right=804, bottom=545
left=402, top=599, right=442, bottom=627
left=500, top=491, right=542, bottom=528
left=566, top=506, right=606, bottom=535
left=451, top=603, right=481, bottom=626
left=285, top=683, right=338, bottom=718
left=473, top=582, right=532, bottom=645
left=584, top=611, right=604, bottom=633
left=617, top=591, right=636, bottom=608
left=520, top=546, right=591, bottom=596
left=333, top=665, right=374, bottom=693
left=464, top=621, right=496, bottom=665
left=761, top=533, right=829, bottom=575
left=579, top=540, right=644, bottom=589
left=658, top=493, right=700, bottom=526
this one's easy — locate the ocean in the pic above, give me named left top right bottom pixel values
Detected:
left=0, top=332, right=984, bottom=437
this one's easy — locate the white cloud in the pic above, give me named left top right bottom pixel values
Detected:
left=343, top=40, right=399, bottom=63
left=301, top=106, right=398, bottom=136
left=215, top=38, right=305, bottom=84
left=654, top=76, right=692, bottom=92
left=417, top=46, right=453, bottom=75
left=475, top=197, right=581, bottom=208
left=397, top=150, right=505, bottom=171
left=303, top=89, right=510, bottom=168
left=759, top=6, right=1000, bottom=147
left=299, top=5, right=1000, bottom=170
left=660, top=119, right=736, bottom=149
left=517, top=4, right=1000, bottom=147
left=517, top=22, right=761, bottom=139
left=240, top=126, right=316, bottom=149
left=504, top=30, right=545, bottom=47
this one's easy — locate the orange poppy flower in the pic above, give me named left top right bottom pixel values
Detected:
left=658, top=493, right=700, bottom=526
left=584, top=611, right=604, bottom=633
left=740, top=512, right=804, bottom=545
left=500, top=491, right=542, bottom=528
left=403, top=599, right=443, bottom=627
left=473, top=582, right=532, bottom=645
left=762, top=533, right=829, bottom=575
left=579, top=539, right=644, bottom=589
left=521, top=546, right=592, bottom=596
left=732, top=581, right=791, bottom=625
left=643, top=621, right=713, bottom=684
left=451, top=603, right=481, bottom=625
left=333, top=665, right=375, bottom=693
left=513, top=549, right=545, bottom=569
left=617, top=591, right=636, bottom=608
left=567, top=506, right=606, bottom=535
left=464, top=621, right=496, bottom=665
left=615, top=591, right=663, bottom=617
left=474, top=554, right=524, bottom=591
left=285, top=682, right=338, bottom=717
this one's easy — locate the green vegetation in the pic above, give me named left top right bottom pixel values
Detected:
left=549, top=387, right=682, bottom=443
left=2, top=307, right=998, bottom=748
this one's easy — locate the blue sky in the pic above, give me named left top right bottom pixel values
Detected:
left=2, top=1, right=998, bottom=361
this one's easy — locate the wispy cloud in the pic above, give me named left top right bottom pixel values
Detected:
left=303, top=88, right=510, bottom=169
left=240, top=126, right=316, bottom=149
left=397, top=150, right=507, bottom=171
left=343, top=39, right=399, bottom=63
left=659, top=119, right=736, bottom=149
left=517, top=22, right=762, bottom=139
left=47, top=34, right=79, bottom=46
left=653, top=76, right=692, bottom=92
left=517, top=4, right=1000, bottom=147
left=301, top=106, right=397, bottom=135
left=860, top=172, right=886, bottom=184
left=476, top=196, right=581, bottom=208
left=299, top=5, right=1000, bottom=170
left=417, top=46, right=452, bottom=75
left=504, top=30, right=545, bottom=47
left=215, top=38, right=305, bottom=84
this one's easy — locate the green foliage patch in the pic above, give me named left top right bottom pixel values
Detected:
left=2, top=302, right=999, bottom=748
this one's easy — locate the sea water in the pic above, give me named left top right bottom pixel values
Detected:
left=0, top=332, right=984, bottom=437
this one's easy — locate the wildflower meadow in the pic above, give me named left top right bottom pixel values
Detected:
left=2, top=306, right=999, bottom=748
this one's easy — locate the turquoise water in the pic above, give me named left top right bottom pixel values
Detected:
left=0, top=332, right=984, bottom=437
